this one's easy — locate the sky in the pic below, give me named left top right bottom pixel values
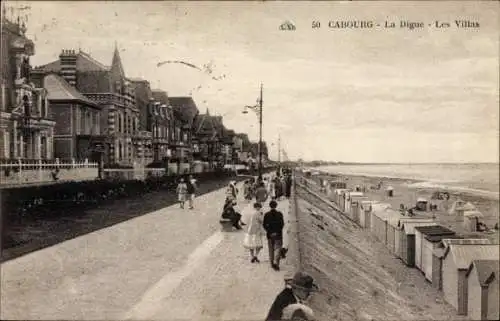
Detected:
left=5, top=1, right=499, bottom=163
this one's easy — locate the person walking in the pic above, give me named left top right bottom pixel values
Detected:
left=265, top=271, right=319, bottom=321
left=269, top=178, right=276, bottom=200
left=176, top=178, right=188, bottom=209
left=263, top=200, right=285, bottom=271
left=285, top=174, right=292, bottom=198
left=243, top=202, right=265, bottom=263
left=255, top=182, right=269, bottom=204
left=226, top=180, right=238, bottom=202
left=186, top=175, right=197, bottom=209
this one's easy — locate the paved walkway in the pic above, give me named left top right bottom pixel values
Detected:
left=1, top=181, right=291, bottom=320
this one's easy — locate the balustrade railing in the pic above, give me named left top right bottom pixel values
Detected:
left=0, top=158, right=99, bottom=186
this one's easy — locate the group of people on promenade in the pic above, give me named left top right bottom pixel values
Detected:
left=221, top=171, right=293, bottom=272
left=216, top=169, right=319, bottom=320
left=175, top=175, right=198, bottom=209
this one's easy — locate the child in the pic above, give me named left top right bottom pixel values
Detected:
left=176, top=178, right=188, bottom=209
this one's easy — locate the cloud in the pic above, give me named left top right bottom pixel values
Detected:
left=19, top=1, right=499, bottom=162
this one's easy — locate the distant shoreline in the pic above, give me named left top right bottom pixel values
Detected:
left=311, top=162, right=499, bottom=166
left=312, top=169, right=500, bottom=201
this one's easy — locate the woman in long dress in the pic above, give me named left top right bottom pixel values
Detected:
left=243, top=202, right=265, bottom=263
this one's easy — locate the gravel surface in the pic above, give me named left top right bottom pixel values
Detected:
left=1, top=180, right=293, bottom=321
left=2, top=177, right=236, bottom=262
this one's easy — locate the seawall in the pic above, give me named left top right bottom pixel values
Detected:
left=289, top=171, right=465, bottom=321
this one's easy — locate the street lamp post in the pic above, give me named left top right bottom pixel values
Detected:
left=243, top=83, right=263, bottom=179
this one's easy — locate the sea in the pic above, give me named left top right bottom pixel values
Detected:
left=316, top=163, right=499, bottom=200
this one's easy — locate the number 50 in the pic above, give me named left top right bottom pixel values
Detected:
left=312, top=21, right=321, bottom=28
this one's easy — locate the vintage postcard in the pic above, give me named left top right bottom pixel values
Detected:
left=0, top=1, right=498, bottom=320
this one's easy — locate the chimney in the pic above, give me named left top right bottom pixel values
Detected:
left=59, top=49, right=77, bottom=87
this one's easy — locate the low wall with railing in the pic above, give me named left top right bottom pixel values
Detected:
left=0, top=159, right=99, bottom=187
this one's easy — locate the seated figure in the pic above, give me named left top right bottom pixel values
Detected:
left=221, top=198, right=244, bottom=230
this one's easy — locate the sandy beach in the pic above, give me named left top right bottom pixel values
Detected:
left=316, top=171, right=499, bottom=244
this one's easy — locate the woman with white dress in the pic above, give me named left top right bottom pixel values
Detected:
left=243, top=202, right=265, bottom=263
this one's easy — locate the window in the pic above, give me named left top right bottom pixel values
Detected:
left=95, top=112, right=100, bottom=134
left=75, top=107, right=81, bottom=134
left=117, top=113, right=121, bottom=133
left=183, top=133, right=188, bottom=142
left=41, top=96, right=47, bottom=118
left=80, top=108, right=85, bottom=134
left=86, top=110, right=91, bottom=134
left=1, top=83, right=5, bottom=112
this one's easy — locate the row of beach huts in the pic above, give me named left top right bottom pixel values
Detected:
left=299, top=172, right=499, bottom=321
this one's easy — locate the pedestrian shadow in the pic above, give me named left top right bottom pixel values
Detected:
left=1, top=178, right=236, bottom=263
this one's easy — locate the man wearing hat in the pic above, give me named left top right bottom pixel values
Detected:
left=265, top=271, right=318, bottom=321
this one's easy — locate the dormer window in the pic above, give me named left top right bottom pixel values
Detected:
left=22, top=95, right=30, bottom=117
left=115, top=81, right=121, bottom=95
left=41, top=96, right=47, bottom=118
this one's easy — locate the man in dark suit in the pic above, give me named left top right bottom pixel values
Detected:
left=263, top=200, right=285, bottom=271
left=265, top=271, right=318, bottom=321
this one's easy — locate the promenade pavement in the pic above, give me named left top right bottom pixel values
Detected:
left=1, top=181, right=291, bottom=320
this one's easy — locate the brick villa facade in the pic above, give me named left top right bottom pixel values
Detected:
left=32, top=47, right=145, bottom=166
left=1, top=15, right=55, bottom=160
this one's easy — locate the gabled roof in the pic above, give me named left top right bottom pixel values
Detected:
left=43, top=74, right=98, bottom=108
left=169, top=97, right=199, bottom=126
left=194, top=113, right=216, bottom=135
left=152, top=90, right=168, bottom=104
left=443, top=244, right=500, bottom=269
left=415, top=225, right=455, bottom=237
left=34, top=50, right=108, bottom=73
left=425, top=235, right=462, bottom=243
left=466, top=260, right=499, bottom=286
left=440, top=238, right=491, bottom=249
left=109, top=46, right=125, bottom=79
left=77, top=70, right=112, bottom=93
left=401, top=221, right=437, bottom=235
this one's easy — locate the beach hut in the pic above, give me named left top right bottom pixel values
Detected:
left=370, top=203, right=391, bottom=244
left=432, top=238, right=491, bottom=290
left=442, top=244, right=499, bottom=315
left=359, top=201, right=373, bottom=229
left=415, top=197, right=429, bottom=211
left=329, top=181, right=347, bottom=190
left=421, top=231, right=460, bottom=282
left=335, top=189, right=349, bottom=211
left=398, top=219, right=437, bottom=267
left=463, top=210, right=484, bottom=233
left=345, top=192, right=363, bottom=216
left=386, top=186, right=394, bottom=197
left=449, top=200, right=476, bottom=217
left=386, top=209, right=403, bottom=254
left=414, top=225, right=456, bottom=273
left=350, top=194, right=368, bottom=223
left=466, top=259, right=500, bottom=320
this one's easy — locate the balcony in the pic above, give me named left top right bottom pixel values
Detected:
left=16, top=116, right=55, bottom=130
left=153, top=137, right=169, bottom=144
left=84, top=93, right=138, bottom=110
